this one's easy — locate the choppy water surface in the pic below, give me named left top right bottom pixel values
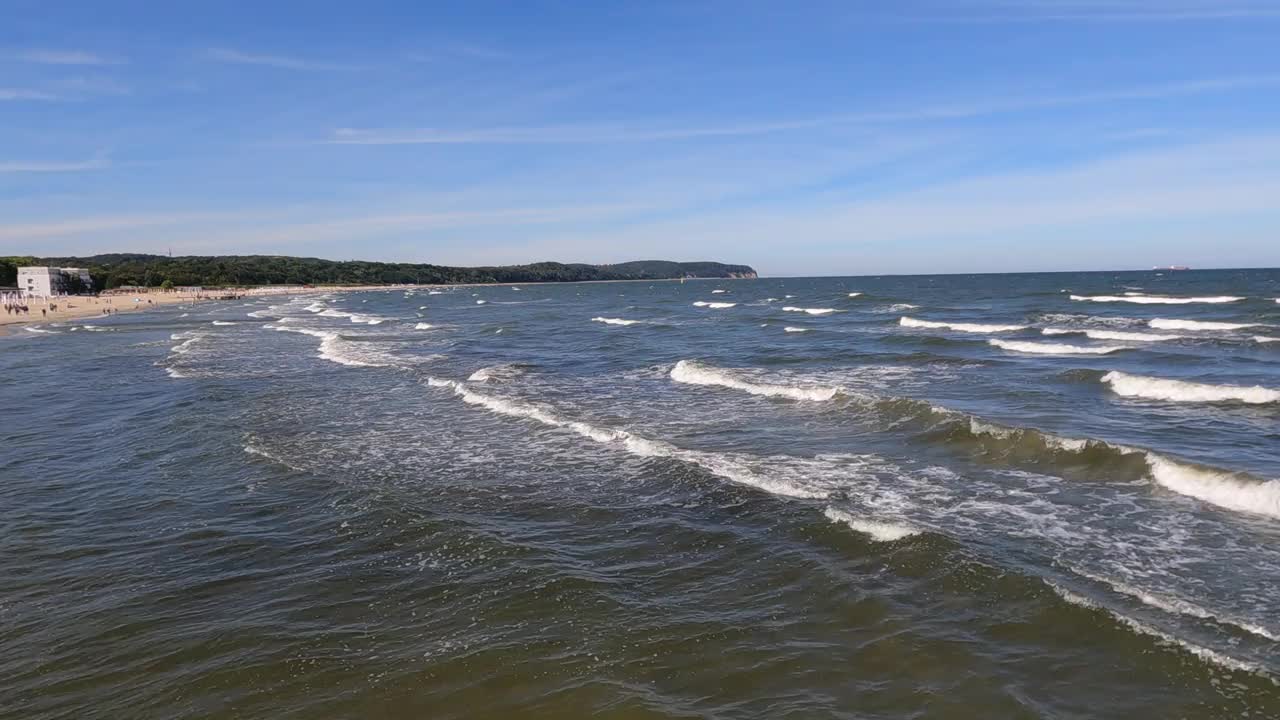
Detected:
left=3, top=269, right=1279, bottom=719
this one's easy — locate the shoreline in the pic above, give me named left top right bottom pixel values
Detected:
left=0, top=284, right=413, bottom=336
left=0, top=277, right=754, bottom=336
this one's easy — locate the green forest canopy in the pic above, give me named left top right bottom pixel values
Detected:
left=1, top=255, right=757, bottom=290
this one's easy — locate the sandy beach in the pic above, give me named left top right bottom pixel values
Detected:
left=0, top=285, right=412, bottom=336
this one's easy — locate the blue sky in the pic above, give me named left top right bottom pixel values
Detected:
left=2, top=0, right=1279, bottom=275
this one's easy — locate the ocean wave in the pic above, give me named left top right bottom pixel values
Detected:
left=475, top=300, right=487, bottom=305
left=1071, top=294, right=1244, bottom=304
left=783, top=326, right=809, bottom=333
left=783, top=306, right=837, bottom=315
left=268, top=325, right=394, bottom=367
left=1101, top=371, right=1279, bottom=404
left=989, top=339, right=1126, bottom=355
left=670, top=360, right=841, bottom=401
left=318, top=309, right=388, bottom=325
left=23, top=326, right=61, bottom=334
left=1071, top=568, right=1279, bottom=642
left=711, top=289, right=728, bottom=294
left=888, top=303, right=919, bottom=311
left=468, top=364, right=527, bottom=383
left=170, top=334, right=201, bottom=354
left=305, top=302, right=327, bottom=313
left=1148, top=318, right=1257, bottom=331
left=592, top=317, right=642, bottom=326
left=823, top=507, right=917, bottom=541
left=414, top=322, right=435, bottom=330
left=693, top=301, right=737, bottom=309
left=1147, top=456, right=1280, bottom=520
left=670, top=360, right=1280, bottom=521
left=425, top=376, right=829, bottom=499
left=847, top=292, right=863, bottom=298
left=246, top=309, right=273, bottom=318
left=900, top=316, right=1026, bottom=333
left=1048, top=583, right=1264, bottom=676
left=1042, top=328, right=1182, bottom=342
left=1254, top=336, right=1278, bottom=344
left=211, top=320, right=238, bottom=326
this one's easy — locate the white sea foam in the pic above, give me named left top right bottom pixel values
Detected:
left=23, top=326, right=60, bottom=334
left=900, top=316, right=1026, bottom=333
left=1048, top=584, right=1263, bottom=676
left=1148, top=318, right=1256, bottom=331
left=783, top=326, right=809, bottom=333
left=670, top=360, right=840, bottom=401
left=164, top=367, right=187, bottom=379
left=1071, top=568, right=1280, bottom=642
left=475, top=300, right=487, bottom=305
left=1071, top=294, right=1244, bottom=304
left=847, top=292, right=863, bottom=298
left=305, top=302, right=327, bottom=313
left=414, top=322, right=435, bottom=330
left=783, top=306, right=837, bottom=315
left=426, top=376, right=828, bottom=499
left=1042, top=328, right=1181, bottom=342
left=212, top=320, right=238, bottom=326
left=1101, top=371, right=1278, bottom=404
left=1254, top=335, right=1279, bottom=344
left=1146, top=455, right=1280, bottom=520
left=592, top=317, right=642, bottom=326
left=170, top=334, right=200, bottom=354
left=888, top=303, right=919, bottom=311
left=428, top=290, right=443, bottom=295
left=711, top=289, right=728, bottom=294
left=692, top=301, right=737, bottom=309
left=990, top=339, right=1125, bottom=355
left=269, top=325, right=392, bottom=367
left=823, top=507, right=918, bottom=541
left=246, top=309, right=273, bottom=318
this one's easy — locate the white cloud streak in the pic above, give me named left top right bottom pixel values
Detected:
left=0, top=88, right=59, bottom=101
left=328, top=75, right=1280, bottom=145
left=204, top=48, right=360, bottom=71
left=13, top=49, right=123, bottom=65
left=0, top=155, right=110, bottom=173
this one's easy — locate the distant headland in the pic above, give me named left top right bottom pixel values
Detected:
left=1, top=254, right=757, bottom=290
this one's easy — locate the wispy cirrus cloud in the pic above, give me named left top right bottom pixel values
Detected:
left=204, top=48, right=360, bottom=71
left=327, top=74, right=1280, bottom=145
left=12, top=49, right=124, bottom=65
left=0, top=154, right=110, bottom=174
left=908, top=0, right=1280, bottom=22
left=0, top=88, right=59, bottom=101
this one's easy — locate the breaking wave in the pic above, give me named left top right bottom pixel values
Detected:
left=1071, top=294, right=1244, bottom=304
left=900, top=316, right=1026, bottom=333
left=693, top=301, right=737, bottom=309
left=783, top=326, right=809, bottom=333
left=823, top=507, right=918, bottom=542
left=269, top=325, right=395, bottom=367
left=1101, top=371, right=1279, bottom=404
left=1147, top=456, right=1280, bottom=519
left=592, top=317, right=642, bottom=326
left=1148, top=318, right=1257, bottom=331
left=414, top=322, right=435, bottom=330
left=425, top=376, right=834, bottom=499
left=1255, top=336, right=1279, bottom=344
left=783, top=306, right=837, bottom=315
left=1048, top=584, right=1264, bottom=676
left=1042, top=328, right=1182, bottom=342
left=670, top=360, right=841, bottom=401
left=989, top=339, right=1126, bottom=355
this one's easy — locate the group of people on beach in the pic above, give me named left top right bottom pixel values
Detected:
left=4, top=301, right=32, bottom=316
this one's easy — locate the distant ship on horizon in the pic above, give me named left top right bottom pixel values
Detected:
left=1153, top=265, right=1190, bottom=271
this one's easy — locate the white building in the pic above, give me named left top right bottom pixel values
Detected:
left=17, top=266, right=94, bottom=297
